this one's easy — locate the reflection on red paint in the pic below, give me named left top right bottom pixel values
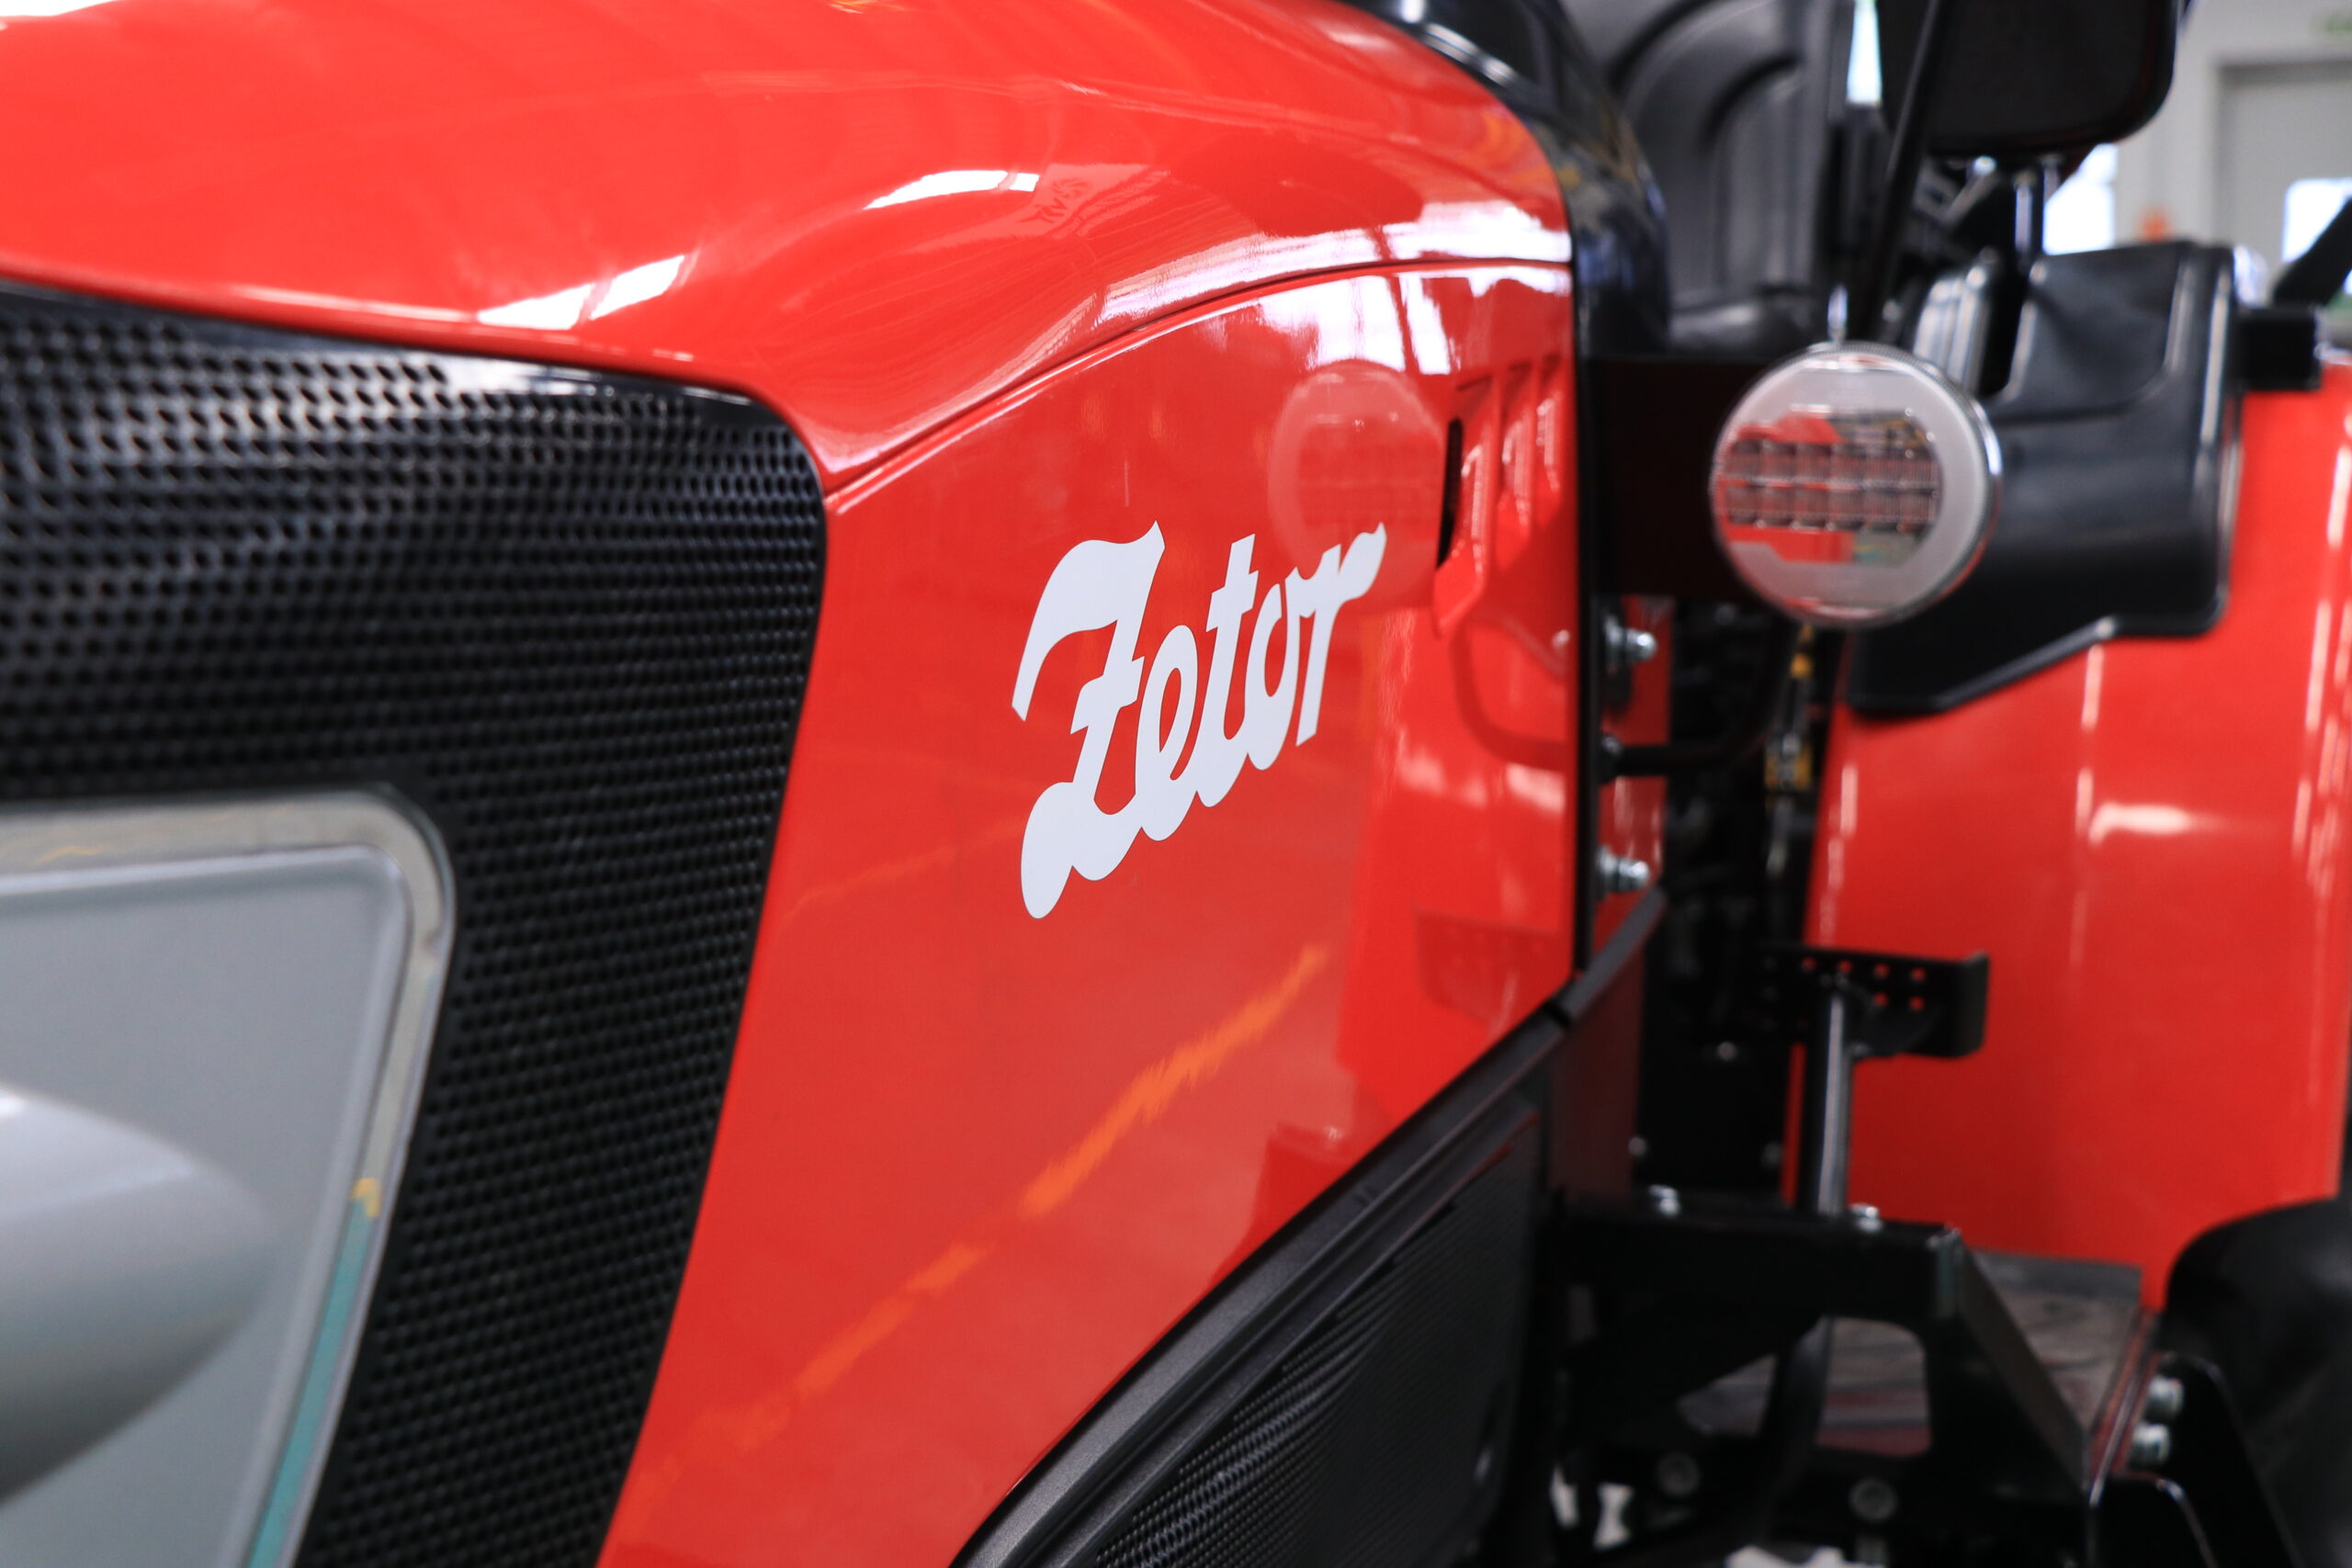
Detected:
left=1815, top=364, right=2352, bottom=1299
left=606, top=267, right=1577, bottom=1568
left=0, top=6, right=1585, bottom=1559
left=0, top=0, right=1563, bottom=486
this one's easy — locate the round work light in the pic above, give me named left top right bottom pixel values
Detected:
left=1708, top=344, right=2001, bottom=628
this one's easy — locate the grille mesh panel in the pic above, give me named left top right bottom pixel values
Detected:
left=1093, top=1143, right=1533, bottom=1568
left=0, top=283, right=824, bottom=1568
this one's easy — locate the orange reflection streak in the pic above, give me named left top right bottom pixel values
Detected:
left=789, top=1241, right=991, bottom=1403
left=640, top=940, right=1332, bottom=1492
left=779, top=817, right=1025, bottom=925
left=1017, top=943, right=1330, bottom=1218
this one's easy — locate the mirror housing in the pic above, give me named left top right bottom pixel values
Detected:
left=1877, top=0, right=2181, bottom=162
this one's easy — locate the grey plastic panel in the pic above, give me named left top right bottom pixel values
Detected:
left=0, top=1087, right=273, bottom=1499
left=0, top=796, right=451, bottom=1568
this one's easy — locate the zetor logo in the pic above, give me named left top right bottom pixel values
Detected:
left=1012, top=524, right=1386, bottom=918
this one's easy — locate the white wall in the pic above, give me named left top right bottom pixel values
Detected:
left=2114, top=0, right=2352, bottom=245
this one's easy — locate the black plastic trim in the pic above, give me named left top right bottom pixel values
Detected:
left=1588, top=355, right=1769, bottom=605
left=2244, top=306, right=2325, bottom=393
left=1877, top=0, right=2179, bottom=161
left=956, top=1088, right=1542, bottom=1568
left=2165, top=1202, right=2352, bottom=1568
left=1567, top=0, right=1853, bottom=358
left=1565, top=887, right=1668, bottom=1022
left=1849, top=243, right=2240, bottom=714
left=1340, top=0, right=1671, bottom=357
left=954, top=893, right=1663, bottom=1568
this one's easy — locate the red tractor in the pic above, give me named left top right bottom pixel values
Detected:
left=0, top=3, right=2345, bottom=1568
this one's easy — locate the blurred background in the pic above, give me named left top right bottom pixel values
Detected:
left=2018, top=0, right=2352, bottom=339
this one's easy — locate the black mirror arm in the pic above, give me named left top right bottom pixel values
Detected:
left=1849, top=0, right=1959, bottom=342
left=2014, top=159, right=2062, bottom=276
left=2275, top=196, right=2352, bottom=310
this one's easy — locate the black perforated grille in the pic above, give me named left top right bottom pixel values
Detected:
left=0, top=282, right=825, bottom=1568
left=1093, top=1145, right=1534, bottom=1568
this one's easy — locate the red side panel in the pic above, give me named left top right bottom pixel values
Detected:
left=0, top=0, right=1561, bottom=486
left=602, top=264, right=1577, bottom=1568
left=1813, top=363, right=2352, bottom=1296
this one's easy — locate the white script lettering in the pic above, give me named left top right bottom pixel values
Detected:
left=1012, top=524, right=1386, bottom=917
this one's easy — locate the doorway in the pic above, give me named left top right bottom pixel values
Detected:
left=2217, top=59, right=2352, bottom=309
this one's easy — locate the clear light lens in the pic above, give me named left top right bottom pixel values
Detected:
left=1708, top=345, right=1999, bottom=627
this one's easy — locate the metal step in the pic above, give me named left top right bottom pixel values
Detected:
left=1680, top=1249, right=2153, bottom=1466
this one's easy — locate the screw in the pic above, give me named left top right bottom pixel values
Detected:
left=1849, top=1476, right=1898, bottom=1524
left=1548, top=1468, right=1578, bottom=1529
left=1760, top=1141, right=1784, bottom=1169
left=1597, top=850, right=1654, bottom=897
left=1655, top=1451, right=1701, bottom=1499
left=1849, top=1203, right=1884, bottom=1233
left=2143, top=1374, right=2186, bottom=1422
left=2130, top=1422, right=2174, bottom=1470
left=1645, top=1184, right=1682, bottom=1217
left=1712, top=1040, right=1741, bottom=1064
left=1604, top=616, right=1660, bottom=673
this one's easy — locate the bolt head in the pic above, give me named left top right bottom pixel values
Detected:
left=1645, top=1184, right=1682, bottom=1217
left=1603, top=618, right=1661, bottom=672
left=1848, top=1203, right=1884, bottom=1233
left=2143, top=1374, right=2186, bottom=1423
left=1596, top=850, right=1654, bottom=897
left=1654, top=1451, right=1701, bottom=1499
left=1849, top=1476, right=1898, bottom=1523
left=2130, top=1422, right=2174, bottom=1471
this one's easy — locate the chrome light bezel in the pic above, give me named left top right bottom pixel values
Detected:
left=1709, top=343, right=2002, bottom=629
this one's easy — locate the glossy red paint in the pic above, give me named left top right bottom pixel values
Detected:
left=1813, top=361, right=2352, bottom=1296
left=0, top=3, right=1585, bottom=1555
left=605, top=264, right=1577, bottom=1568
left=0, top=0, right=1563, bottom=487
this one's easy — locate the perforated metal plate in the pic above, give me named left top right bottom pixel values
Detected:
left=0, top=281, right=825, bottom=1568
left=1093, top=1149, right=1534, bottom=1568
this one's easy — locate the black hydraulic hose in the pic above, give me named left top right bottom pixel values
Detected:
left=2275, top=196, right=2352, bottom=309
left=1849, top=0, right=1959, bottom=342
left=1589, top=955, right=1851, bottom=1568
left=1591, top=1320, right=1832, bottom=1568
left=1745, top=987, right=1859, bottom=1531
left=1751, top=1319, right=1834, bottom=1515
left=1604, top=618, right=1800, bottom=779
